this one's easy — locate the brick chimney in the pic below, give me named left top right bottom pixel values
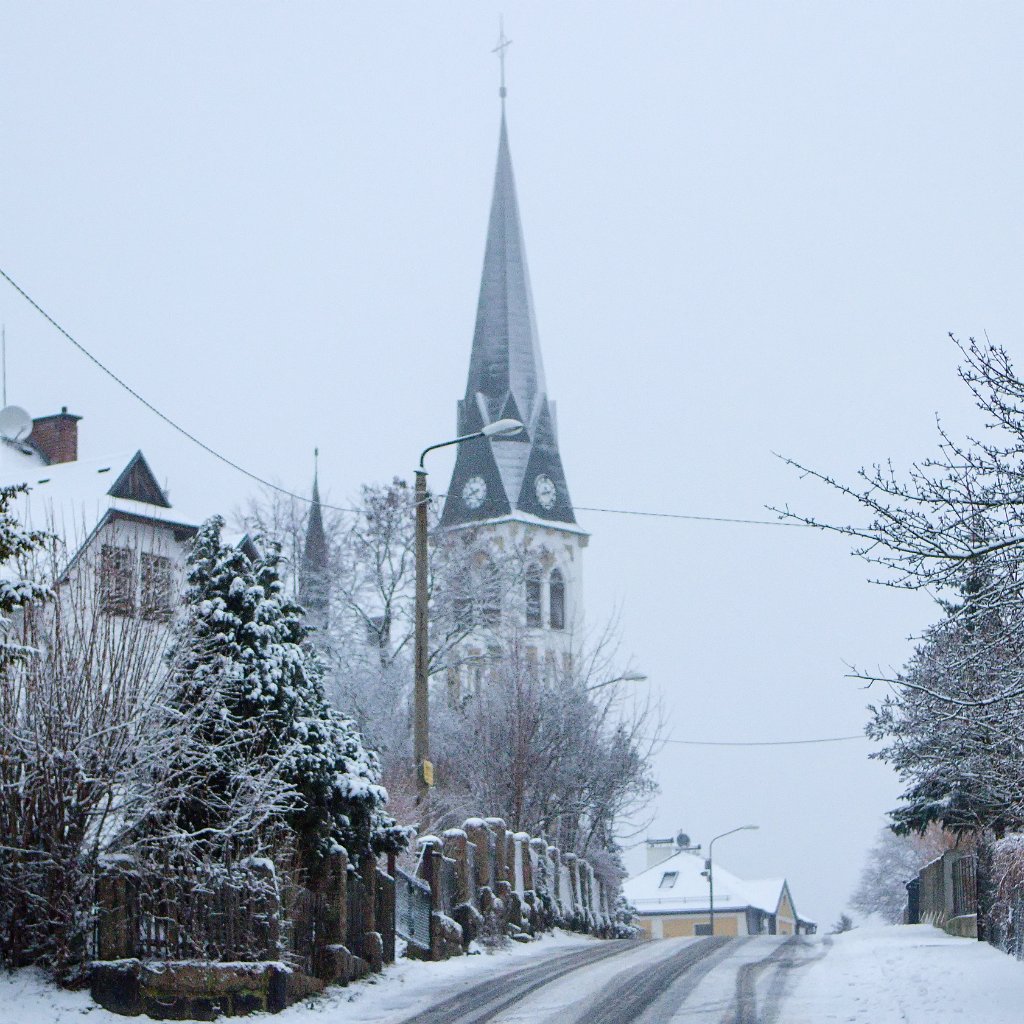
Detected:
left=29, top=407, right=81, bottom=465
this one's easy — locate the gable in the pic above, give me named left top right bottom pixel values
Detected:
left=439, top=435, right=513, bottom=527
left=108, top=451, right=169, bottom=507
left=515, top=400, right=576, bottom=524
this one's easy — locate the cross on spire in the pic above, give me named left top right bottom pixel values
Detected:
left=492, top=18, right=512, bottom=101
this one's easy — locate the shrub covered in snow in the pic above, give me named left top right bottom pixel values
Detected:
left=162, top=516, right=406, bottom=867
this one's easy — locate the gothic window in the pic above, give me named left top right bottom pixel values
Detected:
left=100, top=545, right=136, bottom=616
left=140, top=553, right=174, bottom=621
left=525, top=565, right=542, bottom=628
left=549, top=568, right=566, bottom=631
left=480, top=559, right=501, bottom=627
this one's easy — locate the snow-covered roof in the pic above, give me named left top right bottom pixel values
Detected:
left=0, top=451, right=199, bottom=559
left=623, top=849, right=790, bottom=917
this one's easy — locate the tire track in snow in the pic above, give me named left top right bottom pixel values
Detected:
left=573, top=937, right=734, bottom=1024
left=729, top=935, right=831, bottom=1024
left=395, top=939, right=642, bottom=1024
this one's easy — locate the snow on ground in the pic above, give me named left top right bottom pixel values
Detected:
left=276, top=931, right=599, bottom=1024
left=0, top=931, right=598, bottom=1024
left=4, top=926, right=1024, bottom=1023
left=785, top=924, right=1024, bottom=1024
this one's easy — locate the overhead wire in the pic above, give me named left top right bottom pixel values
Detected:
left=0, top=266, right=809, bottom=530
left=657, top=733, right=865, bottom=747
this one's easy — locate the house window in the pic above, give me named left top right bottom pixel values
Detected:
left=141, top=553, right=174, bottom=621
left=549, top=569, right=565, bottom=630
left=100, top=545, right=136, bottom=616
left=525, top=566, right=542, bottom=628
left=659, top=871, right=678, bottom=889
left=694, top=923, right=713, bottom=936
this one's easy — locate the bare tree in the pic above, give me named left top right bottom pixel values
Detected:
left=778, top=337, right=1024, bottom=841
left=850, top=825, right=956, bottom=924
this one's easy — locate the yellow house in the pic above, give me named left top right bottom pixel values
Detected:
left=623, top=847, right=815, bottom=939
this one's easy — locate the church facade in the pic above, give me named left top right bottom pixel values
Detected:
left=440, top=103, right=588, bottom=693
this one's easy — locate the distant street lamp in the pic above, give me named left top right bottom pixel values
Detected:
left=705, top=824, right=759, bottom=937
left=585, top=670, right=648, bottom=692
left=413, top=418, right=524, bottom=812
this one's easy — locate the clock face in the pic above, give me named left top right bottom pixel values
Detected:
left=462, top=475, right=487, bottom=510
left=534, top=474, right=557, bottom=510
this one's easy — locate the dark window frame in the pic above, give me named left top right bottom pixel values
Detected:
left=549, top=568, right=566, bottom=631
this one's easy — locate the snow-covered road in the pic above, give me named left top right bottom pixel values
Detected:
left=3, top=925, right=1024, bottom=1022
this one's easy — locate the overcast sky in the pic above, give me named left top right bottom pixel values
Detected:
left=3, top=2, right=1022, bottom=924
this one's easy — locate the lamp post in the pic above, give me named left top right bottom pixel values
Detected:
left=413, top=417, right=524, bottom=813
left=585, top=670, right=648, bottom=692
left=705, top=824, right=759, bottom=937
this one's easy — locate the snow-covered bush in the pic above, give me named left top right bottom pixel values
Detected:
left=160, top=517, right=404, bottom=870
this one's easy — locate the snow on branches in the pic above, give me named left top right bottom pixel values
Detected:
left=784, top=338, right=1024, bottom=838
left=163, top=516, right=405, bottom=867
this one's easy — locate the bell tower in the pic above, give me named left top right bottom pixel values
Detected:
left=441, top=73, right=588, bottom=682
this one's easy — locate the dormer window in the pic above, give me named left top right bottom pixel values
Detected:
left=549, top=569, right=565, bottom=630
left=659, top=871, right=678, bottom=889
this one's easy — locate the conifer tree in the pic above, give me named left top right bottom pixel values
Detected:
left=166, top=516, right=404, bottom=866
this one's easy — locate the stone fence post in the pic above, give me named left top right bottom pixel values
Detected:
left=442, top=829, right=472, bottom=907
left=464, top=819, right=492, bottom=894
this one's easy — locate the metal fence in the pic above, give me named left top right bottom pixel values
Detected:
left=395, top=866, right=432, bottom=954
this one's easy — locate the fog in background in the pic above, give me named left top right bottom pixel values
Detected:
left=2, top=2, right=1021, bottom=925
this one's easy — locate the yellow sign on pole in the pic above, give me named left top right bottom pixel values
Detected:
left=421, top=759, right=435, bottom=787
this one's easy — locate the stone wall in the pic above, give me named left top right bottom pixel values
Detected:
left=412, top=816, right=614, bottom=960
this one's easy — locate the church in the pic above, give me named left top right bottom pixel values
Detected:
left=437, top=90, right=589, bottom=692
left=298, top=85, right=589, bottom=692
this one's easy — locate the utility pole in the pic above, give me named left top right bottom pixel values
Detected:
left=412, top=417, right=523, bottom=821
left=413, top=466, right=431, bottom=810
left=705, top=824, right=759, bottom=937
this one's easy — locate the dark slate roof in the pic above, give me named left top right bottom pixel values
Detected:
left=299, top=472, right=330, bottom=631
left=441, top=110, right=578, bottom=530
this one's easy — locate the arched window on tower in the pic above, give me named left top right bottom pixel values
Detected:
left=549, top=568, right=566, bottom=631
left=525, top=565, right=542, bottom=628
left=480, top=558, right=502, bottom=627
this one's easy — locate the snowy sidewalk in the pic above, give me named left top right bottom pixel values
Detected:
left=0, top=931, right=600, bottom=1024
left=784, top=924, right=1024, bottom=1024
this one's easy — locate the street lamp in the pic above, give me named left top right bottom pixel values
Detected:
left=585, top=670, right=648, bottom=692
left=704, top=824, right=759, bottom=937
left=413, top=417, right=524, bottom=812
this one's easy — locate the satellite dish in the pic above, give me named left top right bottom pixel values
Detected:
left=0, top=406, right=32, bottom=442
left=676, top=832, right=691, bottom=849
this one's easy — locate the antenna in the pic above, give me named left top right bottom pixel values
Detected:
left=0, top=405, right=33, bottom=442
left=492, top=17, right=512, bottom=101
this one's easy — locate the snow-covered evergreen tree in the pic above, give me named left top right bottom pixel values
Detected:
left=165, top=516, right=404, bottom=867
left=0, top=483, right=50, bottom=667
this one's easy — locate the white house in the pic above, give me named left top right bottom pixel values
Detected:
left=624, top=844, right=816, bottom=939
left=0, top=406, right=250, bottom=615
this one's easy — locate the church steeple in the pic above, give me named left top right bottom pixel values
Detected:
left=440, top=107, right=577, bottom=530
left=300, top=452, right=330, bottom=637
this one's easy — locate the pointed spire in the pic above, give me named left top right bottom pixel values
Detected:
left=463, top=107, right=546, bottom=436
left=300, top=449, right=330, bottom=636
left=441, top=99, right=578, bottom=530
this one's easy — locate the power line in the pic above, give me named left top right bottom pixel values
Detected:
left=576, top=506, right=801, bottom=528
left=0, top=266, right=362, bottom=514
left=658, top=733, right=865, bottom=747
left=0, top=267, right=809, bottom=532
